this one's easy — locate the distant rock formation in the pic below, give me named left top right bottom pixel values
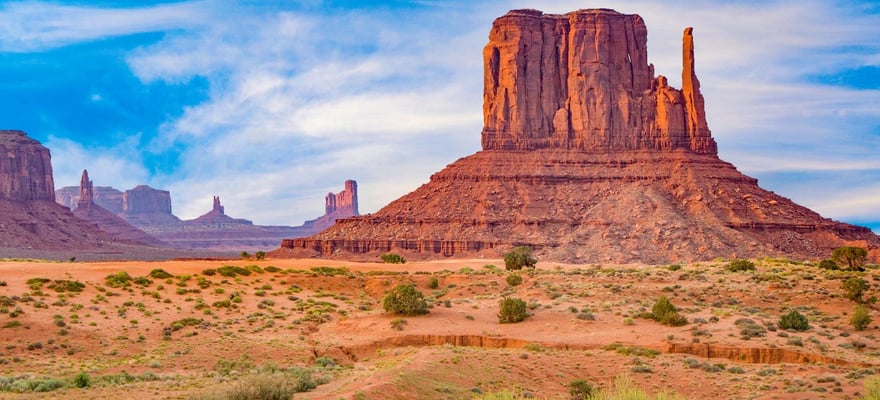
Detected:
left=57, top=185, right=124, bottom=213
left=71, top=170, right=165, bottom=246
left=0, top=131, right=134, bottom=253
left=276, top=9, right=879, bottom=263
left=119, top=185, right=182, bottom=230
left=188, top=196, right=254, bottom=226
left=300, top=180, right=360, bottom=232
left=0, top=130, right=54, bottom=201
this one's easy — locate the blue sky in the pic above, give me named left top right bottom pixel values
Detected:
left=1, top=1, right=878, bottom=232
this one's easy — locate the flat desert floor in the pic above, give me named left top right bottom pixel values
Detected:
left=0, top=257, right=878, bottom=399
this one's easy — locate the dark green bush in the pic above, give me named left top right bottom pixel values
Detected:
left=503, top=246, right=537, bottom=270
left=217, top=265, right=251, bottom=277
left=651, top=296, right=687, bottom=326
left=149, top=269, right=174, bottom=279
left=568, top=379, right=593, bottom=399
left=255, top=251, right=266, bottom=260
left=498, top=297, right=528, bottom=323
left=817, top=259, right=839, bottom=270
left=778, top=310, right=809, bottom=331
left=47, top=280, right=85, bottom=293
left=851, top=305, right=872, bottom=331
left=843, top=277, right=870, bottom=303
left=725, top=259, right=756, bottom=272
left=72, top=372, right=90, bottom=388
left=428, top=276, right=439, bottom=289
left=506, top=273, right=523, bottom=287
left=382, top=284, right=428, bottom=315
left=105, top=272, right=132, bottom=288
left=380, top=253, right=406, bottom=264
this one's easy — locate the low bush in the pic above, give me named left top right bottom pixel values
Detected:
left=72, top=372, right=90, bottom=388
left=427, top=276, right=439, bottom=289
left=47, top=280, right=85, bottom=293
left=149, top=269, right=174, bottom=279
left=843, top=277, right=870, bottom=303
left=851, top=304, right=872, bottom=331
left=568, top=379, right=593, bottom=399
left=503, top=246, right=537, bottom=270
left=506, top=273, right=523, bottom=287
left=380, top=253, right=406, bottom=264
left=725, top=259, right=756, bottom=272
left=498, top=297, right=528, bottom=323
left=651, top=296, right=687, bottom=326
left=778, top=310, right=809, bottom=331
left=217, top=265, right=251, bottom=277
left=817, top=259, right=838, bottom=270
left=382, top=284, right=428, bottom=315
left=105, top=272, right=132, bottom=288
left=832, top=246, right=868, bottom=271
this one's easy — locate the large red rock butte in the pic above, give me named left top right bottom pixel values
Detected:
left=276, top=8, right=879, bottom=263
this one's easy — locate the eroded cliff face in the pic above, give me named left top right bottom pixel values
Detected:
left=325, top=180, right=359, bottom=218
left=72, top=170, right=164, bottom=246
left=0, top=130, right=55, bottom=201
left=481, top=9, right=716, bottom=155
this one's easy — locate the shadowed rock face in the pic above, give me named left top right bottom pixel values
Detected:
left=0, top=130, right=55, bottom=201
left=481, top=9, right=716, bottom=155
left=56, top=186, right=124, bottom=213
left=120, top=185, right=182, bottom=229
left=276, top=8, right=879, bottom=263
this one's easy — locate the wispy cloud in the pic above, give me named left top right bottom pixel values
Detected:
left=0, top=1, right=215, bottom=52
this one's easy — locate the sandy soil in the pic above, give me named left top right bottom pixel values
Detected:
left=0, top=257, right=878, bottom=399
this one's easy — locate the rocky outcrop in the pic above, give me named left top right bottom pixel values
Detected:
left=71, top=170, right=165, bottom=246
left=481, top=9, right=716, bottom=154
left=275, top=8, right=879, bottom=263
left=56, top=185, right=124, bottom=213
left=119, top=185, right=182, bottom=229
left=0, top=130, right=55, bottom=201
left=299, top=180, right=362, bottom=233
left=188, top=196, right=253, bottom=225
left=0, top=131, right=142, bottom=253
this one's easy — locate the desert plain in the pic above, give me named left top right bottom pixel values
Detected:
left=1, top=256, right=879, bottom=399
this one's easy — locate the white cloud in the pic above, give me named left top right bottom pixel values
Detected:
left=0, top=1, right=216, bottom=52
left=45, top=135, right=150, bottom=192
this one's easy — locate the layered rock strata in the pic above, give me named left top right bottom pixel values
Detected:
left=0, top=130, right=54, bottom=201
left=56, top=185, right=124, bottom=213
left=276, top=9, right=879, bottom=263
left=120, top=185, right=182, bottom=229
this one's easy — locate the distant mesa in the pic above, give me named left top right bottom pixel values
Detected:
left=0, top=130, right=131, bottom=253
left=54, top=179, right=361, bottom=252
left=71, top=170, right=165, bottom=247
left=276, top=8, right=879, bottom=263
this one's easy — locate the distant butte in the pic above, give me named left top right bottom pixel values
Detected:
left=276, top=8, right=879, bottom=263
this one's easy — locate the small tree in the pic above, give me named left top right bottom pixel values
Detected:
left=832, top=246, right=868, bottom=271
left=778, top=310, right=809, bottom=331
left=498, top=297, right=528, bottom=323
left=382, top=284, right=428, bottom=315
left=240, top=251, right=251, bottom=260
left=503, top=246, right=537, bottom=270
left=851, top=304, right=872, bottom=331
left=843, top=277, right=870, bottom=303
left=427, top=276, right=439, bottom=289
left=254, top=251, right=266, bottom=260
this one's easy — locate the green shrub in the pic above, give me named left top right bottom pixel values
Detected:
left=133, top=277, right=152, bottom=286
left=498, top=297, right=528, bottom=323
left=26, top=277, right=51, bottom=290
left=255, top=251, right=266, bottom=260
left=240, top=251, right=251, bottom=260
left=817, top=259, right=839, bottom=270
left=843, top=277, right=870, bottom=303
left=149, top=269, right=174, bottom=279
left=651, top=296, right=687, bottom=326
left=47, top=280, right=85, bottom=293
left=202, top=268, right=217, bottom=276
left=73, top=372, right=90, bottom=388
left=380, top=253, right=406, bottom=264
left=568, top=379, right=593, bottom=400
left=217, top=265, right=251, bottom=277
left=778, top=310, right=809, bottom=331
left=506, top=273, right=523, bottom=287
left=427, top=276, right=439, bottom=289
left=105, top=272, right=132, bottom=288
left=382, top=284, right=428, bottom=315
left=735, top=318, right=766, bottom=339
left=851, top=304, right=872, bottom=331
left=725, top=259, right=756, bottom=272
left=832, top=246, right=868, bottom=270
left=503, top=246, right=537, bottom=270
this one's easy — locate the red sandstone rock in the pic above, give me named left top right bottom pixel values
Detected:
left=56, top=185, right=124, bottom=213
left=72, top=170, right=165, bottom=247
left=275, top=8, right=879, bottom=263
left=481, top=9, right=716, bottom=154
left=120, top=185, right=182, bottom=229
left=0, top=130, right=55, bottom=201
